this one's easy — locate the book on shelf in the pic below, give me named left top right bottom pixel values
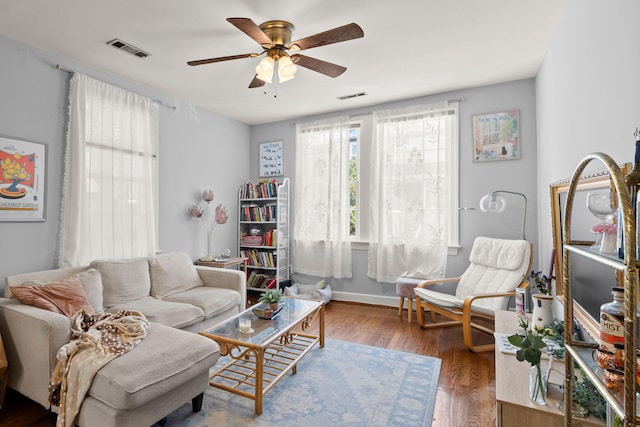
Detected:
left=241, top=235, right=263, bottom=246
left=247, top=271, right=276, bottom=289
left=242, top=180, right=279, bottom=199
left=240, top=248, right=276, bottom=267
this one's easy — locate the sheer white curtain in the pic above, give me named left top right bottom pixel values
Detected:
left=368, top=102, right=457, bottom=282
left=59, top=73, right=159, bottom=267
left=293, top=117, right=352, bottom=278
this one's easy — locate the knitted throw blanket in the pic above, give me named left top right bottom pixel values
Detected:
left=49, top=309, right=149, bottom=427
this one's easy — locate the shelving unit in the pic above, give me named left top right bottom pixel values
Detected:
left=238, top=178, right=289, bottom=292
left=562, top=153, right=639, bottom=426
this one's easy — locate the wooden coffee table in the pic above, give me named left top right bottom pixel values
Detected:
left=199, top=297, right=324, bottom=414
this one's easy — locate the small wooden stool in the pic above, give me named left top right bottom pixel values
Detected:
left=395, top=277, right=425, bottom=323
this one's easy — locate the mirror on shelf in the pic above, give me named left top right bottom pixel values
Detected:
left=549, top=163, right=630, bottom=337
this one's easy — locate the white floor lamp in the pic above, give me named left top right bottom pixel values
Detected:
left=479, top=190, right=528, bottom=240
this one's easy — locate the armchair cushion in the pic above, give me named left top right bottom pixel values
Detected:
left=469, top=236, right=528, bottom=270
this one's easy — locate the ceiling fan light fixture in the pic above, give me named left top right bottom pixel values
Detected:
left=277, top=56, right=297, bottom=82
left=255, top=56, right=274, bottom=83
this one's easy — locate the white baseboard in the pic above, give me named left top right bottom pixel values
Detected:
left=331, top=291, right=400, bottom=308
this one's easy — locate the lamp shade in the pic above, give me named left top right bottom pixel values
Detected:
left=479, top=193, right=507, bottom=213
left=277, top=56, right=297, bottom=82
left=255, top=56, right=274, bottom=83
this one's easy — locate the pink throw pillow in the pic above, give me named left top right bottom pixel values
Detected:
left=11, top=277, right=94, bottom=317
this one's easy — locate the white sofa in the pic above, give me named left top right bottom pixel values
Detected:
left=0, top=251, right=246, bottom=426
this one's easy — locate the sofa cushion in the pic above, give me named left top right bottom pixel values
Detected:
left=88, top=322, right=219, bottom=410
left=90, top=258, right=150, bottom=308
left=149, top=252, right=203, bottom=298
left=10, top=277, right=94, bottom=317
left=68, top=268, right=104, bottom=312
left=163, top=287, right=240, bottom=319
left=107, top=296, right=204, bottom=329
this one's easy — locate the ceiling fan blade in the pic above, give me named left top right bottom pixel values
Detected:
left=291, top=54, right=346, bottom=78
left=249, top=75, right=266, bottom=88
left=288, top=23, right=364, bottom=51
left=227, top=18, right=273, bottom=48
left=188, top=53, right=257, bottom=66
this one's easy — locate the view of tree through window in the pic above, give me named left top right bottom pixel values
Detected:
left=349, top=125, right=360, bottom=238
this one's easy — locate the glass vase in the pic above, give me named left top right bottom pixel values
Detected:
left=529, top=364, right=547, bottom=405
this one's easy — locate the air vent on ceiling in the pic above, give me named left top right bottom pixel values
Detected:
left=337, top=92, right=367, bottom=100
left=106, top=39, right=150, bottom=58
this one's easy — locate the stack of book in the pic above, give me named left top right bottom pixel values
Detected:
left=242, top=180, right=279, bottom=199
left=247, top=271, right=277, bottom=289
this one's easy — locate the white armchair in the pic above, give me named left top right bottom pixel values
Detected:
left=414, top=236, right=533, bottom=352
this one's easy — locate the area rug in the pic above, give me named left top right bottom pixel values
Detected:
left=163, top=339, right=441, bottom=427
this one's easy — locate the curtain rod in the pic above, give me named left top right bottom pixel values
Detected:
left=55, top=64, right=176, bottom=110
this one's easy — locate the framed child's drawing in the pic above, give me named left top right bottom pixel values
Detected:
left=259, top=141, right=284, bottom=177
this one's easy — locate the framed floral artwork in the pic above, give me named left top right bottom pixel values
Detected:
left=472, top=109, right=520, bottom=162
left=0, top=136, right=47, bottom=221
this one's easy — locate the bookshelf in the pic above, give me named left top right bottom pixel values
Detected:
left=238, top=178, right=290, bottom=292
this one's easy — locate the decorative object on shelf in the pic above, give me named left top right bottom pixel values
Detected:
left=586, top=190, right=616, bottom=253
left=591, top=223, right=617, bottom=254
left=479, top=190, right=527, bottom=239
left=472, top=109, right=520, bottom=162
left=188, top=189, right=229, bottom=262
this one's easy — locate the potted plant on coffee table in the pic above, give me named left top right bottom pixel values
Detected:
left=258, top=289, right=283, bottom=311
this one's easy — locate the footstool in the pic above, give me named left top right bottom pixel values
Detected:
left=395, top=276, right=426, bottom=323
left=76, top=322, right=219, bottom=427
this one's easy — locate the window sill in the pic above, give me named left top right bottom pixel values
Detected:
left=349, top=241, right=460, bottom=256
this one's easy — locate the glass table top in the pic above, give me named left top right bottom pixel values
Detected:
left=201, top=297, right=322, bottom=346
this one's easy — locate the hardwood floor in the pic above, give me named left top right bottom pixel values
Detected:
left=0, top=301, right=496, bottom=426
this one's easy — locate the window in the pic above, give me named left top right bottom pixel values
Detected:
left=59, top=74, right=159, bottom=267
left=349, top=124, right=360, bottom=239
left=348, top=109, right=459, bottom=251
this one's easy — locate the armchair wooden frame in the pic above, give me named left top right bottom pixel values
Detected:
left=415, top=241, right=533, bottom=353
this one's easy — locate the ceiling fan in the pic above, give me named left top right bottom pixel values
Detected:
left=187, top=18, right=364, bottom=88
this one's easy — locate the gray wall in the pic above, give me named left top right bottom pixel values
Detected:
left=0, top=35, right=251, bottom=294
left=536, top=0, right=640, bottom=281
left=251, top=79, right=539, bottom=300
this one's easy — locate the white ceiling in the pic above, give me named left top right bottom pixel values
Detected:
left=0, top=0, right=568, bottom=125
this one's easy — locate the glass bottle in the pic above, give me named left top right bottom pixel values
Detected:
left=600, top=287, right=625, bottom=352
left=617, top=128, right=640, bottom=259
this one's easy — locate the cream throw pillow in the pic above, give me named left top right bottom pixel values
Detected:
left=149, top=252, right=203, bottom=298
left=90, top=258, right=151, bottom=308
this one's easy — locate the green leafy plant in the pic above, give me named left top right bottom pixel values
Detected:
left=572, top=367, right=607, bottom=420
left=509, top=318, right=549, bottom=402
left=530, top=270, right=553, bottom=295
left=258, top=289, right=283, bottom=305
left=509, top=319, right=606, bottom=420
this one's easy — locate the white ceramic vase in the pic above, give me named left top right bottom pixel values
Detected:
left=531, top=294, right=554, bottom=331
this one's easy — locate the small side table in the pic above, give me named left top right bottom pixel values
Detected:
left=196, top=257, right=248, bottom=275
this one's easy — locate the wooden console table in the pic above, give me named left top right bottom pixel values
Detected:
left=495, top=310, right=604, bottom=426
